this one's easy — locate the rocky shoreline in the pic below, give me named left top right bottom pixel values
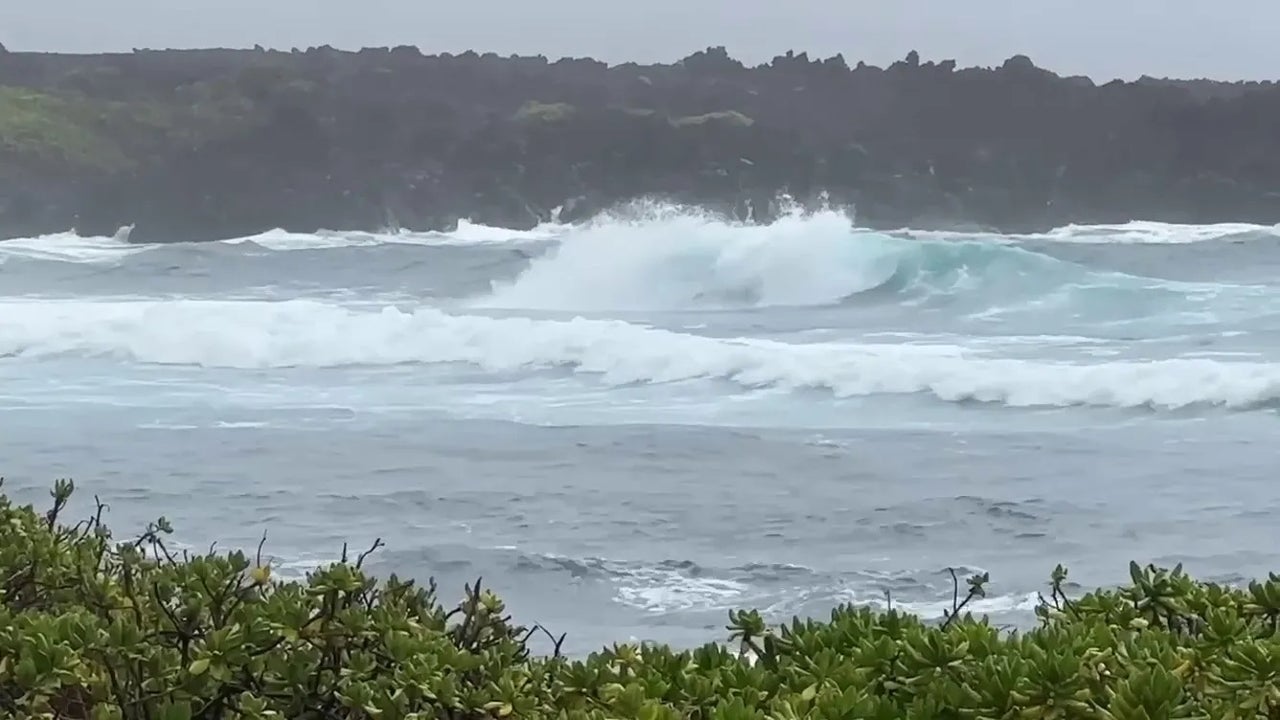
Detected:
left=2, top=45, right=1280, bottom=242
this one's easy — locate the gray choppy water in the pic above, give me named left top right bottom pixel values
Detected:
left=2, top=209, right=1280, bottom=654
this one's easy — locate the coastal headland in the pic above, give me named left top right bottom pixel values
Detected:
left=2, top=44, right=1279, bottom=242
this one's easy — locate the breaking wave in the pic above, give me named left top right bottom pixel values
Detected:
left=475, top=208, right=1241, bottom=311
left=4, top=298, right=1279, bottom=410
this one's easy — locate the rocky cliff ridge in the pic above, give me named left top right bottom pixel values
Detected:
left=1, top=45, right=1279, bottom=242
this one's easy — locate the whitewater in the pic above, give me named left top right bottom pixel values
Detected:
left=3, top=205, right=1279, bottom=652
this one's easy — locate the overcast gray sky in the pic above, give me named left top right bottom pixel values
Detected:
left=2, top=0, right=1274, bottom=82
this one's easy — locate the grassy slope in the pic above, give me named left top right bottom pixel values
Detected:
left=0, top=82, right=257, bottom=179
left=0, top=87, right=133, bottom=173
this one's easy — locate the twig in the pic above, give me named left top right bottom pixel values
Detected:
left=356, top=538, right=385, bottom=569
left=255, top=531, right=269, bottom=567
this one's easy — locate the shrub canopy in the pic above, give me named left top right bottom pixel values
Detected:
left=2, top=478, right=1280, bottom=719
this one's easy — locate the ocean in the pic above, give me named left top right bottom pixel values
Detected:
left=2, top=204, right=1278, bottom=654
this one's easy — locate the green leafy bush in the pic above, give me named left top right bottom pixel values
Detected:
left=3, top=478, right=1280, bottom=718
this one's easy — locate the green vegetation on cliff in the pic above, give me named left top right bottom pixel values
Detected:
left=3, top=478, right=1280, bottom=718
left=670, top=111, right=755, bottom=129
left=0, top=78, right=265, bottom=181
left=0, top=87, right=130, bottom=172
left=513, top=101, right=577, bottom=123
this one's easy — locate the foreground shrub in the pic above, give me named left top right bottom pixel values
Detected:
left=3, top=479, right=1280, bottom=718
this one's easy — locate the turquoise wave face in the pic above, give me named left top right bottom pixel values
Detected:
left=841, top=234, right=1083, bottom=300
left=823, top=236, right=1275, bottom=330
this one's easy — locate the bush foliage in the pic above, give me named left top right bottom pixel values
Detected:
left=3, top=479, right=1280, bottom=719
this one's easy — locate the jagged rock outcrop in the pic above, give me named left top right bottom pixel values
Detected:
left=1, top=46, right=1280, bottom=242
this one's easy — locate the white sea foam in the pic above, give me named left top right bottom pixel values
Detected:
left=0, top=230, right=148, bottom=264
left=900, top=220, right=1280, bottom=245
left=220, top=219, right=568, bottom=251
left=478, top=208, right=902, bottom=310
left=1028, top=221, right=1280, bottom=244
left=0, top=219, right=568, bottom=264
left=3, top=298, right=1279, bottom=410
left=604, top=557, right=1043, bottom=619
left=616, top=572, right=752, bottom=614
left=3, top=210, right=1267, bottom=270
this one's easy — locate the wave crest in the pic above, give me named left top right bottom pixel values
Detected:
left=4, top=298, right=1279, bottom=410
left=475, top=207, right=1145, bottom=311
